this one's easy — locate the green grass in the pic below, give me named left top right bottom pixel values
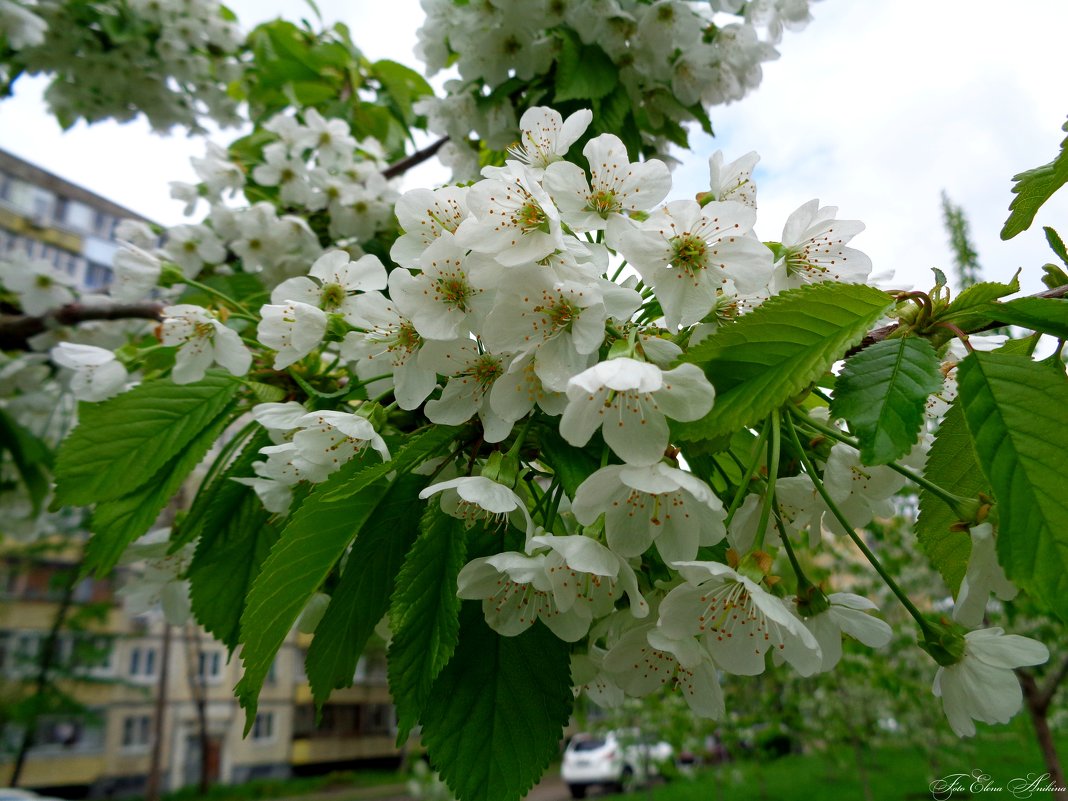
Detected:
left=606, top=726, right=1067, bottom=801
left=156, top=768, right=403, bottom=801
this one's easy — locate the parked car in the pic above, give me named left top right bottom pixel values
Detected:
left=561, top=730, right=674, bottom=798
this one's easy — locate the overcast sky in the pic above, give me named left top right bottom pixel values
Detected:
left=1, top=0, right=1066, bottom=295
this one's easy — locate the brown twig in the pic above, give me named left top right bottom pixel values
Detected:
left=0, top=301, right=163, bottom=350
left=382, top=136, right=449, bottom=180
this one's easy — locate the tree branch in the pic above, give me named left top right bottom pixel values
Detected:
left=0, top=301, right=163, bottom=351
left=846, top=282, right=1068, bottom=357
left=382, top=136, right=449, bottom=180
left=1039, top=653, right=1068, bottom=713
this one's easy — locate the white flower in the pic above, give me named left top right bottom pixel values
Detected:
left=617, top=199, right=773, bottom=328
left=933, top=628, right=1049, bottom=737
left=117, top=530, right=194, bottom=626
left=560, top=358, right=715, bottom=466
left=50, top=343, right=128, bottom=402
left=291, top=411, right=389, bottom=471
left=160, top=304, right=251, bottom=384
left=254, top=442, right=332, bottom=485
left=252, top=142, right=313, bottom=207
left=0, top=1, right=48, bottom=49
left=419, top=476, right=533, bottom=536
left=531, top=533, right=649, bottom=621
left=953, top=523, right=1018, bottom=628
left=300, top=108, right=357, bottom=169
left=163, top=224, right=226, bottom=277
left=257, top=301, right=327, bottom=369
left=481, top=269, right=640, bottom=391
left=250, top=401, right=308, bottom=437
left=543, top=133, right=671, bottom=237
left=707, top=150, right=759, bottom=208
left=271, top=250, right=387, bottom=325
left=603, top=624, right=725, bottom=719
left=488, top=348, right=567, bottom=425
left=455, top=164, right=565, bottom=267
left=507, top=106, right=592, bottom=172
left=112, top=245, right=163, bottom=301
left=659, top=560, right=822, bottom=677
left=340, top=281, right=437, bottom=411
left=572, top=463, right=726, bottom=562
left=773, top=200, right=872, bottom=290
left=800, top=592, right=892, bottom=672
left=821, top=443, right=904, bottom=535
left=390, top=237, right=495, bottom=340
left=232, top=474, right=293, bottom=515
left=572, top=648, right=625, bottom=708
left=457, top=552, right=588, bottom=641
left=390, top=186, right=470, bottom=268
left=419, top=339, right=512, bottom=443
left=1, top=257, right=76, bottom=314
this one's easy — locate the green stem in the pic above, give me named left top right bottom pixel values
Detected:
left=183, top=278, right=257, bottom=319
left=789, top=406, right=969, bottom=518
left=725, top=425, right=769, bottom=526
left=772, top=502, right=809, bottom=590
left=783, top=413, right=932, bottom=635
left=543, top=481, right=565, bottom=534
left=610, top=260, right=630, bottom=283
left=754, top=415, right=781, bottom=551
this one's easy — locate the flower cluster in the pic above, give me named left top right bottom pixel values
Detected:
left=414, top=0, right=817, bottom=177
left=11, top=99, right=1048, bottom=743
left=5, top=0, right=243, bottom=131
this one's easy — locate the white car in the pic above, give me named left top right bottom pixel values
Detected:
left=561, top=731, right=674, bottom=798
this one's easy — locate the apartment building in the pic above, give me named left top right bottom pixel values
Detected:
left=0, top=147, right=150, bottom=292
left=0, top=150, right=402, bottom=797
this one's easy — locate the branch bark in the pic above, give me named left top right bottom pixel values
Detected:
left=0, top=301, right=163, bottom=350
left=1017, top=665, right=1068, bottom=801
left=382, top=136, right=449, bottom=180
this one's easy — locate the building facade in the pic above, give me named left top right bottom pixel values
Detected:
left=0, top=150, right=402, bottom=797
left=0, top=148, right=149, bottom=294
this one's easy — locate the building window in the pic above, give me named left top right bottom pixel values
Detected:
left=197, top=650, right=222, bottom=683
left=121, top=715, right=151, bottom=749
left=251, top=712, right=274, bottom=742
left=128, top=646, right=157, bottom=680
left=85, top=261, right=113, bottom=289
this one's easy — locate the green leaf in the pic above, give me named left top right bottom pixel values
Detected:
left=235, top=453, right=397, bottom=726
left=304, top=473, right=425, bottom=708
left=1002, top=118, right=1068, bottom=240
left=915, top=402, right=982, bottom=594
left=422, top=606, right=573, bottom=801
left=0, top=407, right=52, bottom=514
left=536, top=423, right=601, bottom=497
left=54, top=373, right=239, bottom=507
left=387, top=506, right=468, bottom=744
left=553, top=34, right=617, bottom=103
left=188, top=492, right=280, bottom=651
left=1044, top=226, right=1068, bottom=268
left=1042, top=263, right=1068, bottom=290
left=174, top=427, right=271, bottom=549
left=981, top=297, right=1068, bottom=339
left=85, top=407, right=234, bottom=574
left=957, top=351, right=1068, bottom=621
left=831, top=337, right=943, bottom=465
left=372, top=59, right=433, bottom=126
left=321, top=424, right=460, bottom=502
left=938, top=274, right=1020, bottom=331
left=679, top=283, right=893, bottom=441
